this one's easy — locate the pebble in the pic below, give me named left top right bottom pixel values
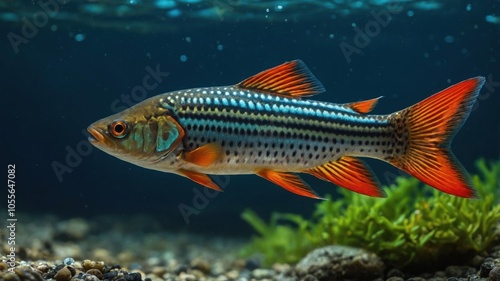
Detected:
left=1, top=272, right=21, bottom=281
left=445, top=266, right=476, bottom=278
left=55, top=266, right=72, bottom=281
left=0, top=262, right=9, bottom=271
left=251, top=268, right=275, bottom=279
left=387, top=268, right=405, bottom=278
left=86, top=269, right=103, bottom=280
left=386, top=277, right=404, bottom=281
left=225, top=270, right=239, bottom=279
left=151, top=266, right=167, bottom=277
left=271, top=263, right=291, bottom=273
left=178, top=272, right=196, bottom=281
left=490, top=266, right=500, bottom=281
left=295, top=245, right=385, bottom=280
left=406, top=277, right=425, bottom=281
left=56, top=218, right=90, bottom=240
left=190, top=258, right=211, bottom=274
left=479, top=257, right=494, bottom=277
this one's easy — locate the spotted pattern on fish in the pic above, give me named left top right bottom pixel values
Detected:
left=88, top=59, right=485, bottom=199
left=157, top=87, right=393, bottom=172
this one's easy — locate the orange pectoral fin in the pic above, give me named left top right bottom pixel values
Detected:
left=256, top=169, right=322, bottom=199
left=183, top=142, right=223, bottom=167
left=306, top=157, right=385, bottom=197
left=178, top=169, right=223, bottom=192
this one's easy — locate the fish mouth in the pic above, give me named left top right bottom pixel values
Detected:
left=87, top=126, right=106, bottom=144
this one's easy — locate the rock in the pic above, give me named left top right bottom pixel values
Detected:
left=0, top=262, right=9, bottom=271
left=479, top=257, right=494, bottom=278
left=387, top=268, right=405, bottom=278
left=36, top=263, right=51, bottom=274
left=55, top=218, right=90, bottom=240
left=386, top=277, right=404, bottom=281
left=178, top=272, right=196, bottom=281
left=490, top=266, right=500, bottom=281
left=151, top=266, right=167, bottom=277
left=1, top=272, right=21, bottom=281
left=14, top=267, right=45, bottom=281
left=55, top=267, right=72, bottom=281
left=92, top=249, right=112, bottom=262
left=225, top=270, right=239, bottom=280
left=272, top=263, right=292, bottom=273
left=82, top=274, right=100, bottom=281
left=86, top=269, right=103, bottom=280
left=190, top=258, right=211, bottom=274
left=251, top=268, right=275, bottom=279
left=294, top=245, right=384, bottom=281
left=124, top=272, right=142, bottom=281
left=434, top=271, right=447, bottom=278
left=444, top=266, right=475, bottom=278
left=102, top=270, right=119, bottom=280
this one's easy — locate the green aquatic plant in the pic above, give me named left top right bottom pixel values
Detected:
left=241, top=159, right=500, bottom=268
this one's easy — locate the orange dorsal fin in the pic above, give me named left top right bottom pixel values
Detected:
left=387, top=77, right=485, bottom=198
left=183, top=142, right=222, bottom=167
left=178, top=169, right=223, bottom=191
left=306, top=157, right=385, bottom=197
left=236, top=60, right=325, bottom=98
left=344, top=96, right=382, bottom=114
left=256, top=169, right=322, bottom=199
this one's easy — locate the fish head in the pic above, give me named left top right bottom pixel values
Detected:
left=87, top=98, right=185, bottom=166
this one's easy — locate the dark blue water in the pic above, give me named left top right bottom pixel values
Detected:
left=2, top=0, right=499, bottom=235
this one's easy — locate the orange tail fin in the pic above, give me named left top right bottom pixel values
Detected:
left=387, top=77, right=485, bottom=198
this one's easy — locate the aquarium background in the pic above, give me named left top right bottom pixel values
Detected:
left=2, top=0, right=499, bottom=236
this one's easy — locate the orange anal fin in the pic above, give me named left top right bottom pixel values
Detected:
left=236, top=60, right=325, bottom=98
left=344, top=96, right=382, bottom=114
left=306, top=157, right=385, bottom=197
left=256, top=169, right=322, bottom=199
left=387, top=77, right=485, bottom=198
left=178, top=169, right=223, bottom=192
left=183, top=142, right=222, bottom=167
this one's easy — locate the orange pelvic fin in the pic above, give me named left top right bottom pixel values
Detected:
left=256, top=169, right=322, bottom=199
left=344, top=96, right=382, bottom=114
left=178, top=169, right=223, bottom=191
left=236, top=60, right=325, bottom=98
left=306, top=157, right=385, bottom=197
left=182, top=142, right=222, bottom=167
left=388, top=77, right=485, bottom=198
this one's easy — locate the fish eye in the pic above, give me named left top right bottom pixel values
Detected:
left=109, top=120, right=129, bottom=138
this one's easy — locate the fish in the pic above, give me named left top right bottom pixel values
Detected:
left=87, top=60, right=485, bottom=199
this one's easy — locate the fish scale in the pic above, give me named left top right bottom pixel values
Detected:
left=88, top=60, right=485, bottom=199
left=161, top=87, right=393, bottom=173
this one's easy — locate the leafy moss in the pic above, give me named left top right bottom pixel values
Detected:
left=241, top=159, right=500, bottom=268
